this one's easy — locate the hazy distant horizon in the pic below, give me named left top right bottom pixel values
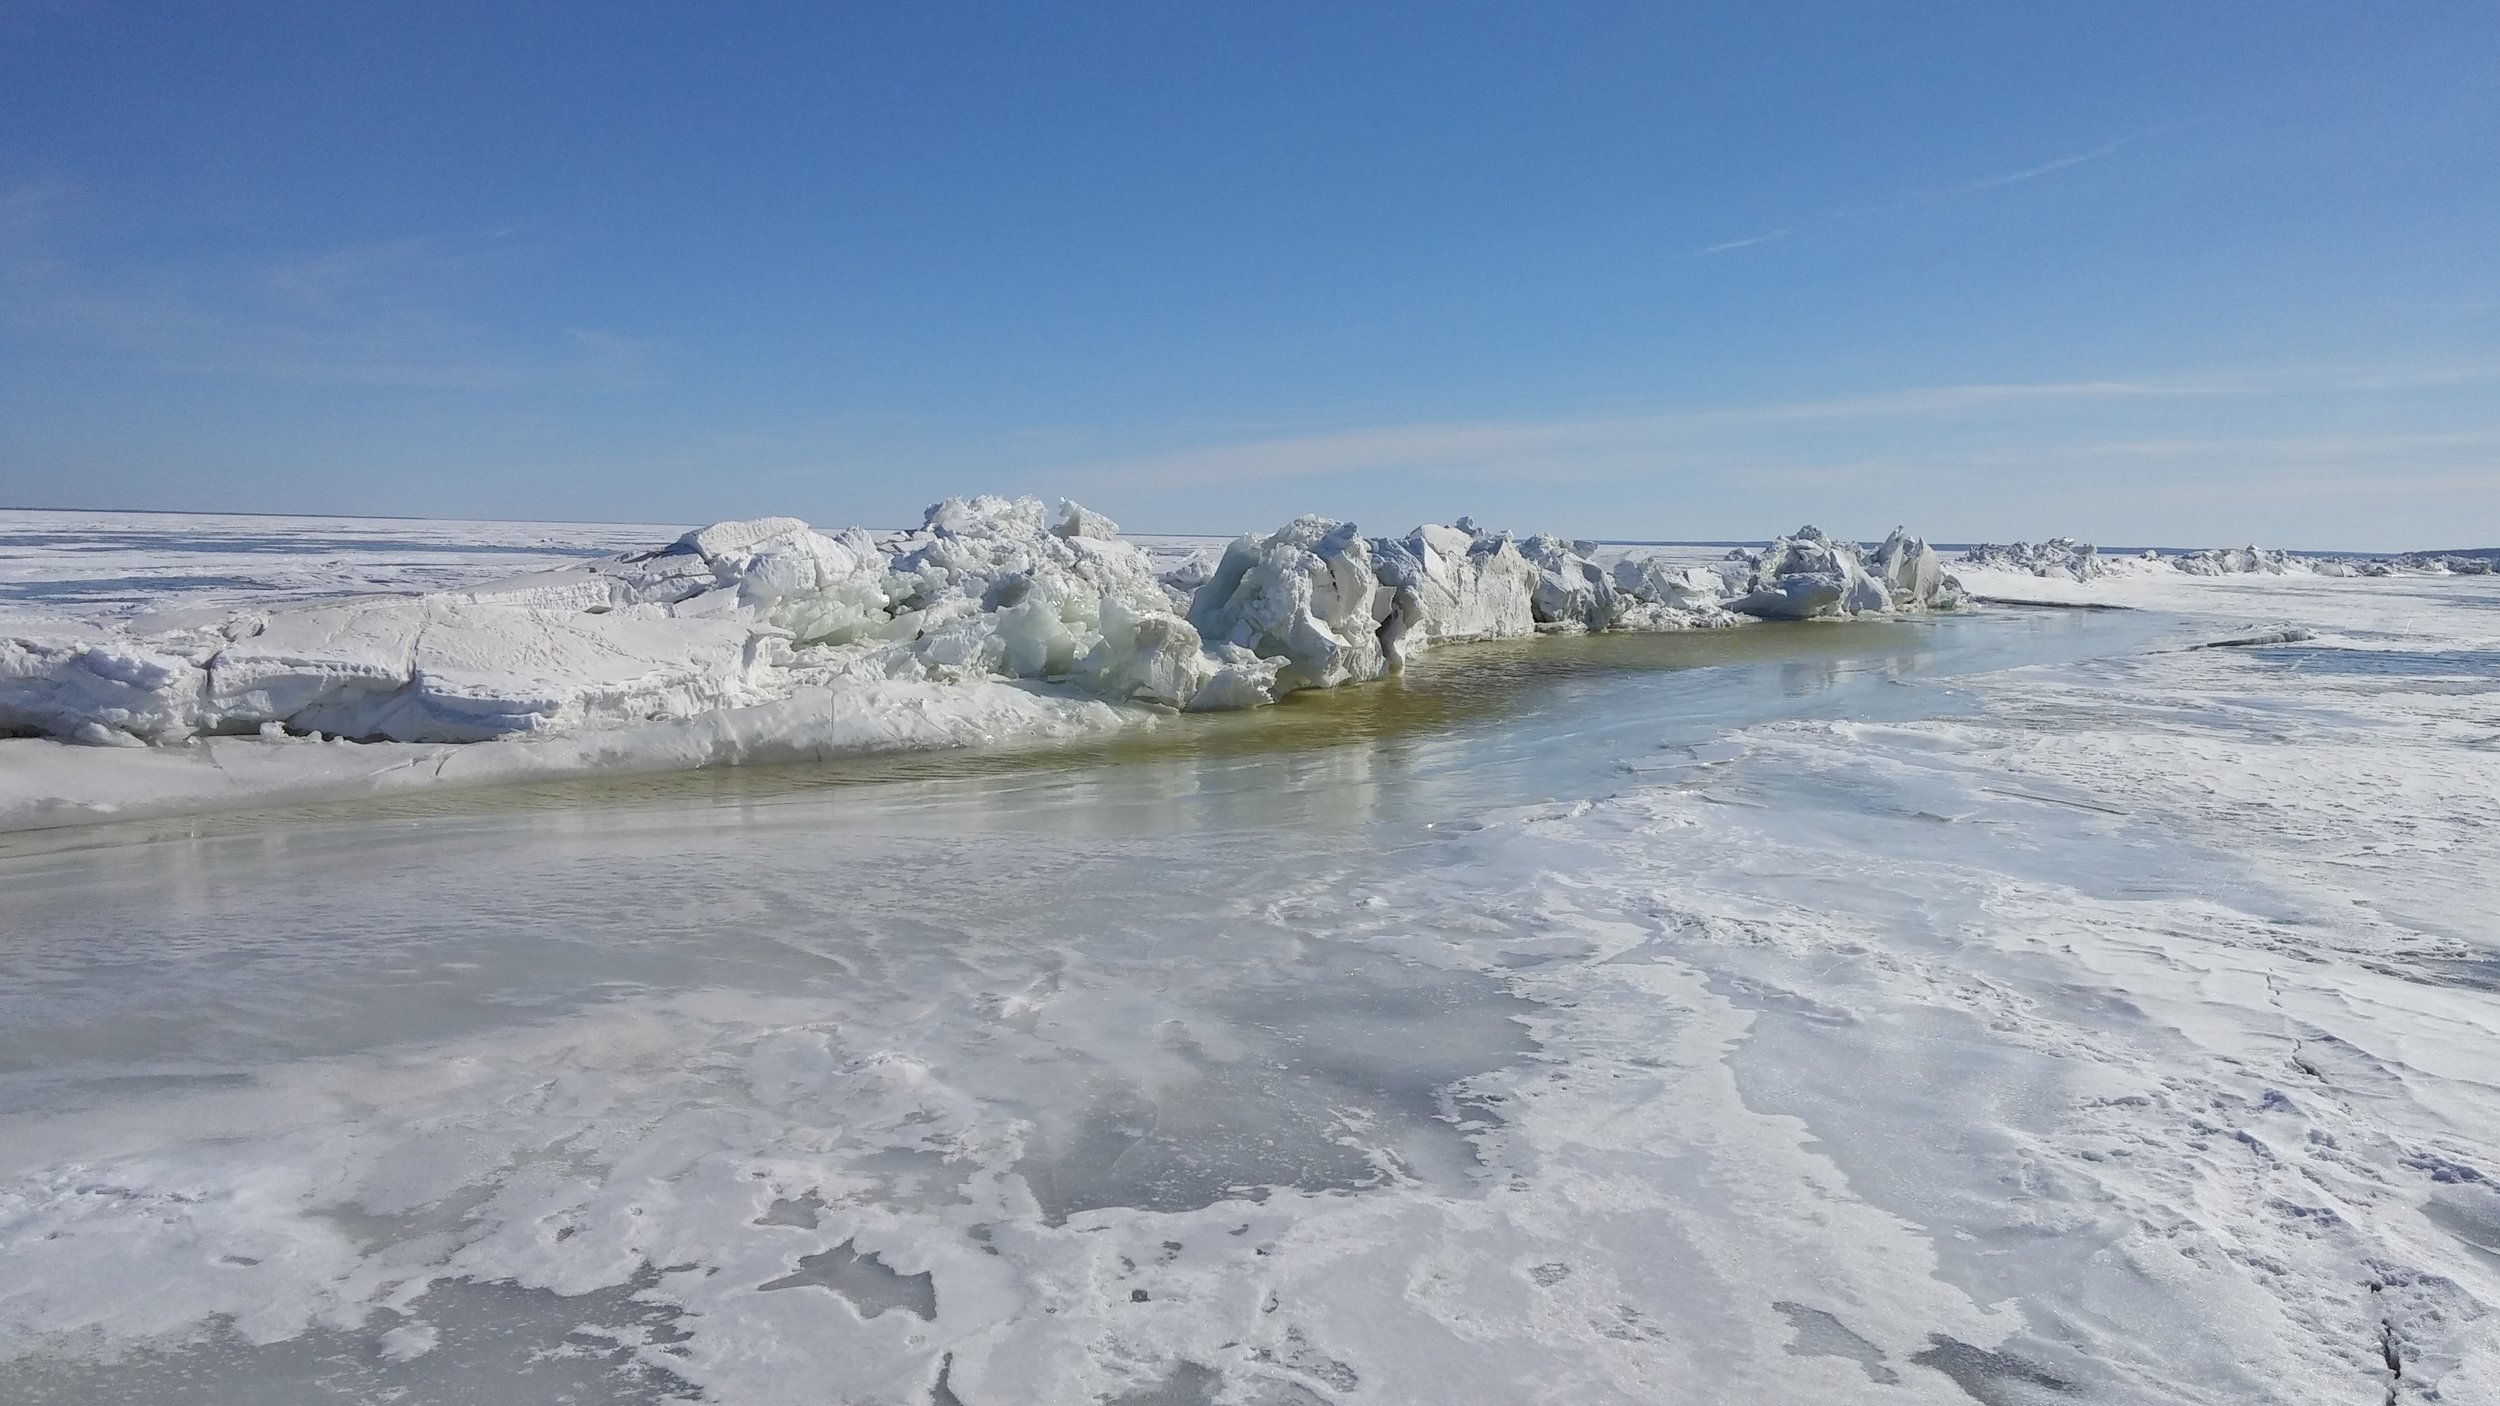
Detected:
left=4, top=499, right=2486, bottom=561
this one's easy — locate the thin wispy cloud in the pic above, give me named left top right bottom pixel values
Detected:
left=1059, top=364, right=2500, bottom=498
left=1747, top=125, right=2172, bottom=256
left=1964, top=427, right=2500, bottom=463
left=1698, top=227, right=1791, bottom=256
left=1951, top=137, right=2131, bottom=194
left=1064, top=377, right=2224, bottom=492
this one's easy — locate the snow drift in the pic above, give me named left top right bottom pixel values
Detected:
left=1, top=499, right=1967, bottom=755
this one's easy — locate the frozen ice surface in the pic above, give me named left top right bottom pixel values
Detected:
left=1187, top=516, right=1389, bottom=692
left=0, top=509, right=683, bottom=632
left=2395, top=549, right=2498, bottom=575
left=4, top=514, right=2499, bottom=1403
left=3, top=506, right=1967, bottom=828
left=1956, top=539, right=2495, bottom=585
left=1729, top=525, right=1962, bottom=619
left=1368, top=522, right=1538, bottom=663
left=1960, top=537, right=2108, bottom=581
left=1868, top=527, right=1956, bottom=608
left=0, top=675, right=1133, bottom=832
left=1515, top=534, right=1623, bottom=631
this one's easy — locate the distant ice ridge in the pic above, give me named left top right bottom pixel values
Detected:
left=1728, top=526, right=1957, bottom=619
left=1, top=498, right=1964, bottom=749
left=1955, top=538, right=2452, bottom=580
left=2391, top=548, right=2499, bottom=575
left=1958, top=538, right=2107, bottom=582
left=2165, top=545, right=2338, bottom=576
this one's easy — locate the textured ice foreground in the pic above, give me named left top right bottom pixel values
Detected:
left=4, top=535, right=2499, bottom=1404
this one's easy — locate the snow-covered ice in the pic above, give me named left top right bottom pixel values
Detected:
left=1729, top=525, right=1963, bottom=619
left=1187, top=516, right=1387, bottom=694
left=0, top=509, right=681, bottom=631
left=1369, top=522, right=1539, bottom=663
left=1960, top=537, right=2108, bottom=581
left=2, top=511, right=2497, bottom=1404
left=1, top=504, right=1964, bottom=829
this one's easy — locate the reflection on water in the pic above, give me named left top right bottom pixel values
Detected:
left=0, top=607, right=2176, bottom=1106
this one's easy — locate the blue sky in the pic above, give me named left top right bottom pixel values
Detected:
left=2, top=3, right=2493, bottom=548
